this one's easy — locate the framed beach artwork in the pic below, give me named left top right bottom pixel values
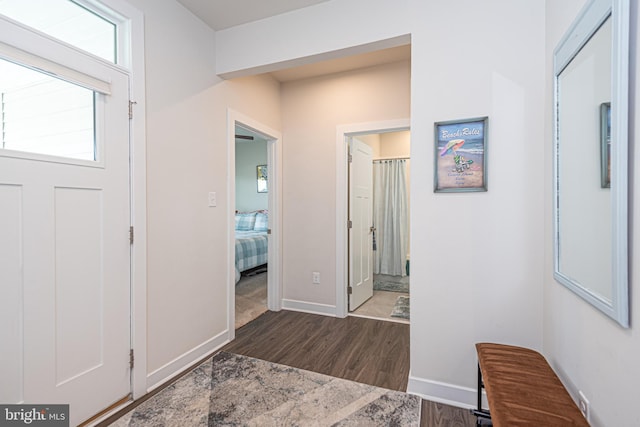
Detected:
left=434, top=116, right=488, bottom=192
left=600, top=102, right=611, bottom=188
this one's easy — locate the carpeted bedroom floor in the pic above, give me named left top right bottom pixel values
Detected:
left=235, top=271, right=267, bottom=329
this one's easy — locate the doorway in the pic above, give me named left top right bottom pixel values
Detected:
left=234, top=124, right=269, bottom=328
left=335, top=119, right=410, bottom=322
left=227, top=110, right=282, bottom=338
left=350, top=131, right=410, bottom=323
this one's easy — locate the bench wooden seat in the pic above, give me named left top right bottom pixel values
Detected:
left=474, top=343, right=589, bottom=426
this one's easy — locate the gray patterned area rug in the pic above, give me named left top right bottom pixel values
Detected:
left=391, top=296, right=410, bottom=320
left=373, top=274, right=410, bottom=293
left=111, top=352, right=421, bottom=426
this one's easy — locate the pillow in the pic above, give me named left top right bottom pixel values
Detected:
left=235, top=212, right=257, bottom=231
left=254, top=212, right=268, bottom=231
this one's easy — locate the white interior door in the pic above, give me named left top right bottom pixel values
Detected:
left=0, top=49, right=132, bottom=424
left=349, top=137, right=374, bottom=310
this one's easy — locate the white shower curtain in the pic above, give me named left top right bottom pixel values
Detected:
left=373, top=159, right=408, bottom=276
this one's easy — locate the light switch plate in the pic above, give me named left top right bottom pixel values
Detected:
left=208, top=192, right=217, bottom=207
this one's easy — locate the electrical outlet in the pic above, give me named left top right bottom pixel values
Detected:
left=578, top=390, right=590, bottom=421
left=312, top=272, right=320, bottom=284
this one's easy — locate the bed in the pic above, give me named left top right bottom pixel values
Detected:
left=235, top=211, right=268, bottom=283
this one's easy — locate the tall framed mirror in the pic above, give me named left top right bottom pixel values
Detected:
left=553, top=0, right=629, bottom=327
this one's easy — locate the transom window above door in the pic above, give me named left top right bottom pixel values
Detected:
left=0, top=57, right=98, bottom=161
left=0, top=0, right=117, bottom=63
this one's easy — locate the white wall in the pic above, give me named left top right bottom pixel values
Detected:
left=279, top=61, right=410, bottom=308
left=125, top=0, right=281, bottom=388
left=408, top=0, right=545, bottom=404
left=544, top=1, right=640, bottom=426
left=379, top=131, right=409, bottom=159
left=217, top=0, right=545, bottom=407
left=235, top=139, right=268, bottom=212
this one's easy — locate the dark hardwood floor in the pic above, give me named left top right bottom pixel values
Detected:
left=101, top=309, right=474, bottom=426
left=223, top=309, right=409, bottom=391
left=222, top=310, right=476, bottom=427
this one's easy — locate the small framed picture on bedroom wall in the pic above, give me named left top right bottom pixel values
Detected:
left=434, top=116, right=488, bottom=193
left=257, top=164, right=268, bottom=193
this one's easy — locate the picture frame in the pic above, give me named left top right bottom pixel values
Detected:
left=257, top=164, right=268, bottom=193
left=434, top=116, right=488, bottom=193
left=600, top=102, right=611, bottom=188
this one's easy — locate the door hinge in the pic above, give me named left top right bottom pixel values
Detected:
left=347, top=220, right=353, bottom=229
left=347, top=286, right=353, bottom=295
left=267, top=228, right=272, bottom=235
left=128, top=100, right=137, bottom=119
left=129, top=349, right=134, bottom=369
left=348, top=154, right=353, bottom=163
left=129, top=226, right=134, bottom=244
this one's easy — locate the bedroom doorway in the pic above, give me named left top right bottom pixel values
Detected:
left=339, top=123, right=411, bottom=324
left=228, top=110, right=282, bottom=336
left=234, top=124, right=269, bottom=328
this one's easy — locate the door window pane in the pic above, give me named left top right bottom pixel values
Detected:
left=0, top=0, right=116, bottom=63
left=1, top=58, right=96, bottom=161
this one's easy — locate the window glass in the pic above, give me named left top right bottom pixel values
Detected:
left=0, top=58, right=96, bottom=161
left=0, top=0, right=116, bottom=63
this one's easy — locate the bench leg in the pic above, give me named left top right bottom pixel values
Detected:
left=471, top=363, right=491, bottom=424
left=477, top=363, right=482, bottom=410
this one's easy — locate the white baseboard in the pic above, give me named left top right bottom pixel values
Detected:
left=146, top=329, right=230, bottom=392
left=407, top=374, right=485, bottom=410
left=281, top=299, right=337, bottom=317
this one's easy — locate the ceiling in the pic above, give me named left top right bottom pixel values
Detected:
left=176, top=0, right=411, bottom=82
left=175, top=0, right=331, bottom=31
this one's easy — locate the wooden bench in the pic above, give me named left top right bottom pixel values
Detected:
left=473, top=343, right=589, bottom=426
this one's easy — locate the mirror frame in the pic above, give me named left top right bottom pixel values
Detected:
left=553, top=0, right=629, bottom=327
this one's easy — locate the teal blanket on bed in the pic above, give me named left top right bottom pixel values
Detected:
left=235, top=230, right=268, bottom=281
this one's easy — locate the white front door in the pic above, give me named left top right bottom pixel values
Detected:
left=349, top=137, right=374, bottom=310
left=0, top=49, right=132, bottom=424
